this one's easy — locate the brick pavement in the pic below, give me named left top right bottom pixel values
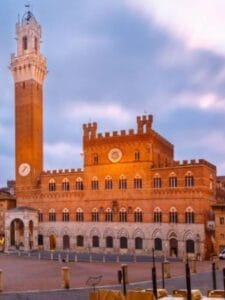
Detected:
left=0, top=253, right=225, bottom=299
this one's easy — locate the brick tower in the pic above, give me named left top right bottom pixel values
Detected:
left=10, top=10, right=47, bottom=197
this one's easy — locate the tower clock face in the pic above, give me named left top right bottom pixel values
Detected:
left=18, top=163, right=31, bottom=177
left=108, top=148, right=122, bottom=163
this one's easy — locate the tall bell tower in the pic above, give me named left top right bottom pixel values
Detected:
left=10, top=10, right=47, bottom=194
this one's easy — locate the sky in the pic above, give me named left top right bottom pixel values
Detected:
left=1, top=0, right=225, bottom=186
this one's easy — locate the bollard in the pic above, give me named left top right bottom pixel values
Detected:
left=74, top=254, right=77, bottom=262
left=116, top=255, right=119, bottom=263
left=89, top=253, right=92, bottom=263
left=212, top=255, right=219, bottom=270
left=0, top=269, right=3, bottom=292
left=38, top=252, right=41, bottom=260
left=61, top=266, right=70, bottom=289
left=163, top=260, right=171, bottom=278
left=66, top=253, right=69, bottom=263
left=28, top=252, right=31, bottom=257
left=121, top=264, right=128, bottom=296
left=58, top=253, right=61, bottom=262
left=103, top=255, right=105, bottom=263
left=191, top=258, right=197, bottom=273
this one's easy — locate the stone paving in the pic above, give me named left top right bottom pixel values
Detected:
left=0, top=253, right=225, bottom=299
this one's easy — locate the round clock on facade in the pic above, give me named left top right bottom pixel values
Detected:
left=108, top=148, right=122, bottom=163
left=18, top=163, right=31, bottom=176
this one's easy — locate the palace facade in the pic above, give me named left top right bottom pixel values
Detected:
left=4, top=10, right=217, bottom=259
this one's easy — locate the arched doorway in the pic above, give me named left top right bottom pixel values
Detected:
left=63, top=235, right=70, bottom=250
left=170, top=238, right=178, bottom=257
left=10, top=219, right=24, bottom=249
left=49, top=234, right=56, bottom=250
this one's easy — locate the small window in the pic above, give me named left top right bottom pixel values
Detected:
left=220, top=217, right=225, bottom=225
left=169, top=173, right=177, bottom=188
left=134, top=207, right=143, bottom=222
left=154, top=207, right=162, bottom=223
left=49, top=208, right=56, bottom=222
left=153, top=174, right=162, bottom=188
left=92, top=208, right=99, bottom=222
left=38, top=211, right=43, bottom=222
left=185, top=207, right=195, bottom=224
left=91, top=177, right=99, bottom=190
left=62, top=178, right=70, bottom=191
left=169, top=207, right=178, bottom=223
left=119, top=208, right=127, bottom=222
left=34, top=37, right=38, bottom=51
left=49, top=179, right=56, bottom=192
left=76, top=208, right=84, bottom=222
left=105, top=208, right=113, bottom=222
left=134, top=175, right=142, bottom=189
left=185, top=172, right=194, bottom=187
left=119, top=175, right=127, bottom=189
left=105, top=176, right=113, bottom=190
left=23, top=36, right=28, bottom=50
left=75, top=177, right=84, bottom=190
left=62, top=208, right=70, bottom=222
left=134, top=151, right=140, bottom=161
left=93, top=153, right=98, bottom=165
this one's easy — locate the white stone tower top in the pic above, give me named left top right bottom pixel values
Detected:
left=10, top=10, right=47, bottom=85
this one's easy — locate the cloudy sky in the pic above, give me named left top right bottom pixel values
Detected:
left=0, top=0, right=225, bottom=186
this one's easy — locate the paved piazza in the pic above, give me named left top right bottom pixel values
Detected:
left=0, top=253, right=225, bottom=299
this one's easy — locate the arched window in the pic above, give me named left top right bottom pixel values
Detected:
left=120, top=236, right=128, bottom=249
left=209, top=175, right=213, bottom=190
left=76, top=208, right=84, bottom=222
left=134, top=207, right=143, bottom=222
left=169, top=172, right=177, bottom=188
left=38, top=210, right=43, bottom=222
left=185, top=207, right=195, bottom=224
left=185, top=171, right=194, bottom=187
left=92, top=236, right=99, bottom=247
left=49, top=208, right=56, bottom=222
left=119, top=208, right=127, bottom=222
left=169, top=207, right=178, bottom=223
left=77, top=235, right=84, bottom=247
left=105, top=208, right=113, bottom=222
left=75, top=177, right=84, bottom=190
left=62, top=208, right=70, bottom=222
left=153, top=174, right=162, bottom=188
left=134, top=175, right=142, bottom=189
left=23, top=36, right=28, bottom=50
left=105, top=176, right=113, bottom=190
left=154, top=207, right=162, bottom=223
left=49, top=178, right=56, bottom=192
left=62, top=178, right=70, bottom=191
left=119, top=175, right=127, bottom=189
left=186, top=239, right=195, bottom=253
left=154, top=238, right=162, bottom=250
left=91, top=208, right=99, bottom=222
left=135, top=237, right=143, bottom=249
left=91, top=176, right=99, bottom=190
left=106, top=236, right=113, bottom=248
left=134, top=150, right=140, bottom=161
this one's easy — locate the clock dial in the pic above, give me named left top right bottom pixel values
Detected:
left=18, top=163, right=31, bottom=177
left=108, top=148, right=122, bottom=163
